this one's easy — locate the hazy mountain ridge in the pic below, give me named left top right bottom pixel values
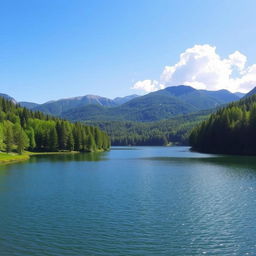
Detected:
left=243, top=87, right=256, bottom=98
left=19, top=101, right=39, bottom=109
left=234, top=92, right=245, bottom=98
left=33, top=95, right=118, bottom=116
left=62, top=85, right=241, bottom=122
left=0, top=93, right=17, bottom=104
left=18, top=94, right=140, bottom=115
left=0, top=86, right=249, bottom=122
left=113, top=94, right=139, bottom=105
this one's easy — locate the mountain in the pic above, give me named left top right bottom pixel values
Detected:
left=234, top=92, right=245, bottom=98
left=85, top=109, right=213, bottom=146
left=200, top=89, right=240, bottom=103
left=19, top=101, right=39, bottom=109
left=0, top=86, right=241, bottom=122
left=62, top=85, right=240, bottom=122
left=0, top=93, right=141, bottom=116
left=33, top=95, right=118, bottom=116
left=151, top=86, right=239, bottom=109
left=244, top=87, right=256, bottom=98
left=113, top=94, right=139, bottom=105
left=0, top=93, right=17, bottom=104
left=32, top=94, right=139, bottom=116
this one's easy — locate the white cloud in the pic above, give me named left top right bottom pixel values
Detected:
left=233, top=64, right=256, bottom=92
left=131, top=80, right=164, bottom=93
left=132, top=44, right=256, bottom=93
left=227, top=51, right=247, bottom=71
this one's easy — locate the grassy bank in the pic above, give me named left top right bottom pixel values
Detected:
left=0, top=149, right=106, bottom=165
left=0, top=152, right=30, bottom=164
left=0, top=151, right=80, bottom=165
left=27, top=151, right=80, bottom=156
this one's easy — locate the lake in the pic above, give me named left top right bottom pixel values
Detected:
left=0, top=146, right=256, bottom=255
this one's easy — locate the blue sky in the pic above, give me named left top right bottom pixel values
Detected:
left=0, top=0, right=256, bottom=103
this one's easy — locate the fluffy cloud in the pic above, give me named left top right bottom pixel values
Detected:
left=132, top=44, right=256, bottom=93
left=228, top=51, right=247, bottom=71
left=132, top=80, right=164, bottom=92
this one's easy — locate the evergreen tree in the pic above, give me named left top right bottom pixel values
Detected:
left=25, top=127, right=36, bottom=150
left=0, top=97, right=110, bottom=154
left=49, top=127, right=58, bottom=151
left=4, top=121, right=13, bottom=153
left=0, top=123, right=5, bottom=151
left=190, top=95, right=256, bottom=154
left=67, top=133, right=74, bottom=151
left=86, top=133, right=96, bottom=152
left=13, top=123, right=29, bottom=154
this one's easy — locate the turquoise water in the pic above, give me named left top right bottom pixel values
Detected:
left=0, top=146, right=256, bottom=255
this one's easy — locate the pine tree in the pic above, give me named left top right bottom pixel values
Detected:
left=4, top=121, right=13, bottom=153
left=26, top=127, right=36, bottom=150
left=86, top=133, right=96, bottom=152
left=0, top=123, right=5, bottom=151
left=0, top=96, right=110, bottom=154
left=49, top=127, right=58, bottom=151
left=13, top=124, right=29, bottom=154
left=67, top=133, right=74, bottom=151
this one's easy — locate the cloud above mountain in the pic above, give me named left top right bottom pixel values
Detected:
left=132, top=80, right=165, bottom=92
left=132, top=44, right=256, bottom=93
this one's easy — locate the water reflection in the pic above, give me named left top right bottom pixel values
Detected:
left=0, top=147, right=256, bottom=255
left=30, top=152, right=108, bottom=163
left=145, top=155, right=256, bottom=172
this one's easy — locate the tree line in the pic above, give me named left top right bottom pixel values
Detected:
left=189, top=95, right=256, bottom=154
left=0, top=97, right=110, bottom=154
left=85, top=110, right=211, bottom=146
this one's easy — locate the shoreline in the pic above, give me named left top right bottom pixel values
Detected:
left=0, top=153, right=30, bottom=165
left=0, top=149, right=107, bottom=165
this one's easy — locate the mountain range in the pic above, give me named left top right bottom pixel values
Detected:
left=0, top=85, right=252, bottom=122
left=61, top=86, right=244, bottom=122
left=19, top=94, right=139, bottom=115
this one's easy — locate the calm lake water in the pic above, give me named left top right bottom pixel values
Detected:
left=0, top=146, right=256, bottom=256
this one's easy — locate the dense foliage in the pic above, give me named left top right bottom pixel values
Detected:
left=0, top=97, right=110, bottom=154
left=85, top=110, right=211, bottom=146
left=189, top=95, right=256, bottom=154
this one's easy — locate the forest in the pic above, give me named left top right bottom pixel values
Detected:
left=189, top=95, right=256, bottom=154
left=0, top=97, right=110, bottom=154
left=85, top=109, right=211, bottom=146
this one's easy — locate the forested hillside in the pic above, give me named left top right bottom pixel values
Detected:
left=0, top=86, right=241, bottom=123
left=0, top=97, right=110, bottom=154
left=86, top=109, right=212, bottom=146
left=62, top=86, right=239, bottom=122
left=189, top=95, right=256, bottom=154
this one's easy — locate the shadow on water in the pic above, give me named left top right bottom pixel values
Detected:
left=0, top=152, right=108, bottom=181
left=29, top=151, right=109, bottom=163
left=110, top=147, right=140, bottom=150
left=143, top=155, right=256, bottom=172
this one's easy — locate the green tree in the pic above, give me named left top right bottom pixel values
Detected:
left=0, top=123, right=5, bottom=151
left=0, top=96, right=110, bottom=154
left=86, top=133, right=96, bottom=152
left=67, top=133, right=74, bottom=151
left=4, top=121, right=13, bottom=153
left=49, top=127, right=58, bottom=151
left=13, top=123, right=29, bottom=154
left=26, top=127, right=36, bottom=150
